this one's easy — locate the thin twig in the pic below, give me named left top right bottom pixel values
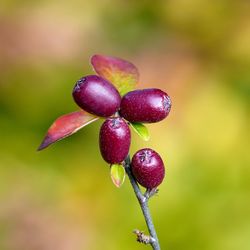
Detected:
left=124, top=155, right=161, bottom=250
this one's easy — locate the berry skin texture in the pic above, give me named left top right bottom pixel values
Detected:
left=119, top=88, right=171, bottom=123
left=99, top=117, right=131, bottom=164
left=72, top=75, right=121, bottom=117
left=131, top=148, right=165, bottom=189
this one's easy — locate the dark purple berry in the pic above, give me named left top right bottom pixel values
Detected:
left=131, top=148, right=165, bottom=189
left=99, top=117, right=131, bottom=164
left=73, top=75, right=121, bottom=117
left=119, top=88, right=171, bottom=123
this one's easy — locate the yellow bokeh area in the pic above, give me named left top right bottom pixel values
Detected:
left=0, top=1, right=249, bottom=250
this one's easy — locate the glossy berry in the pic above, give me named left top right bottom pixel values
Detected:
left=119, top=88, right=171, bottom=123
left=73, top=75, right=121, bottom=117
left=131, top=148, right=165, bottom=189
left=99, top=117, right=131, bottom=164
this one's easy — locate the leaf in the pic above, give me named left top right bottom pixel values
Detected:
left=130, top=122, right=150, bottom=141
left=91, top=54, right=139, bottom=96
left=38, top=110, right=99, bottom=150
left=110, top=164, right=126, bottom=188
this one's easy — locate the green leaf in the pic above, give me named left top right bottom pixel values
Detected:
left=110, top=164, right=126, bottom=188
left=130, top=122, right=150, bottom=141
left=91, top=54, right=139, bottom=96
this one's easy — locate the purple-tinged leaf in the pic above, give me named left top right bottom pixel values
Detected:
left=91, top=54, right=139, bottom=96
left=38, top=110, right=99, bottom=150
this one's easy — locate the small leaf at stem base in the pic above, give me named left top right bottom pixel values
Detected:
left=110, top=164, right=125, bottom=188
left=38, top=110, right=99, bottom=150
left=91, top=54, right=139, bottom=96
left=130, top=122, right=150, bottom=141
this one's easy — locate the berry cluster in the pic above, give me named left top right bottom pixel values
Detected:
left=39, top=55, right=171, bottom=248
left=72, top=72, right=171, bottom=189
left=39, top=54, right=171, bottom=190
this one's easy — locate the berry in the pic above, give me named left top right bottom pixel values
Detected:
left=119, top=88, right=171, bottom=123
left=73, top=75, right=121, bottom=117
left=99, top=117, right=131, bottom=164
left=131, top=148, right=165, bottom=189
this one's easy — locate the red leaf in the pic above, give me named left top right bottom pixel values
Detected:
left=91, top=54, right=139, bottom=96
left=38, top=110, right=99, bottom=150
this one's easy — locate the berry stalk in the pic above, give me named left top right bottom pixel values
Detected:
left=124, top=155, right=161, bottom=250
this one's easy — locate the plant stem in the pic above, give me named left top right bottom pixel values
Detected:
left=124, top=155, right=161, bottom=250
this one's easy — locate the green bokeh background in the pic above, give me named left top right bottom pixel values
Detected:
left=0, top=1, right=249, bottom=249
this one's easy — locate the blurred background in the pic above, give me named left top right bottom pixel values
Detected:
left=0, top=0, right=249, bottom=249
